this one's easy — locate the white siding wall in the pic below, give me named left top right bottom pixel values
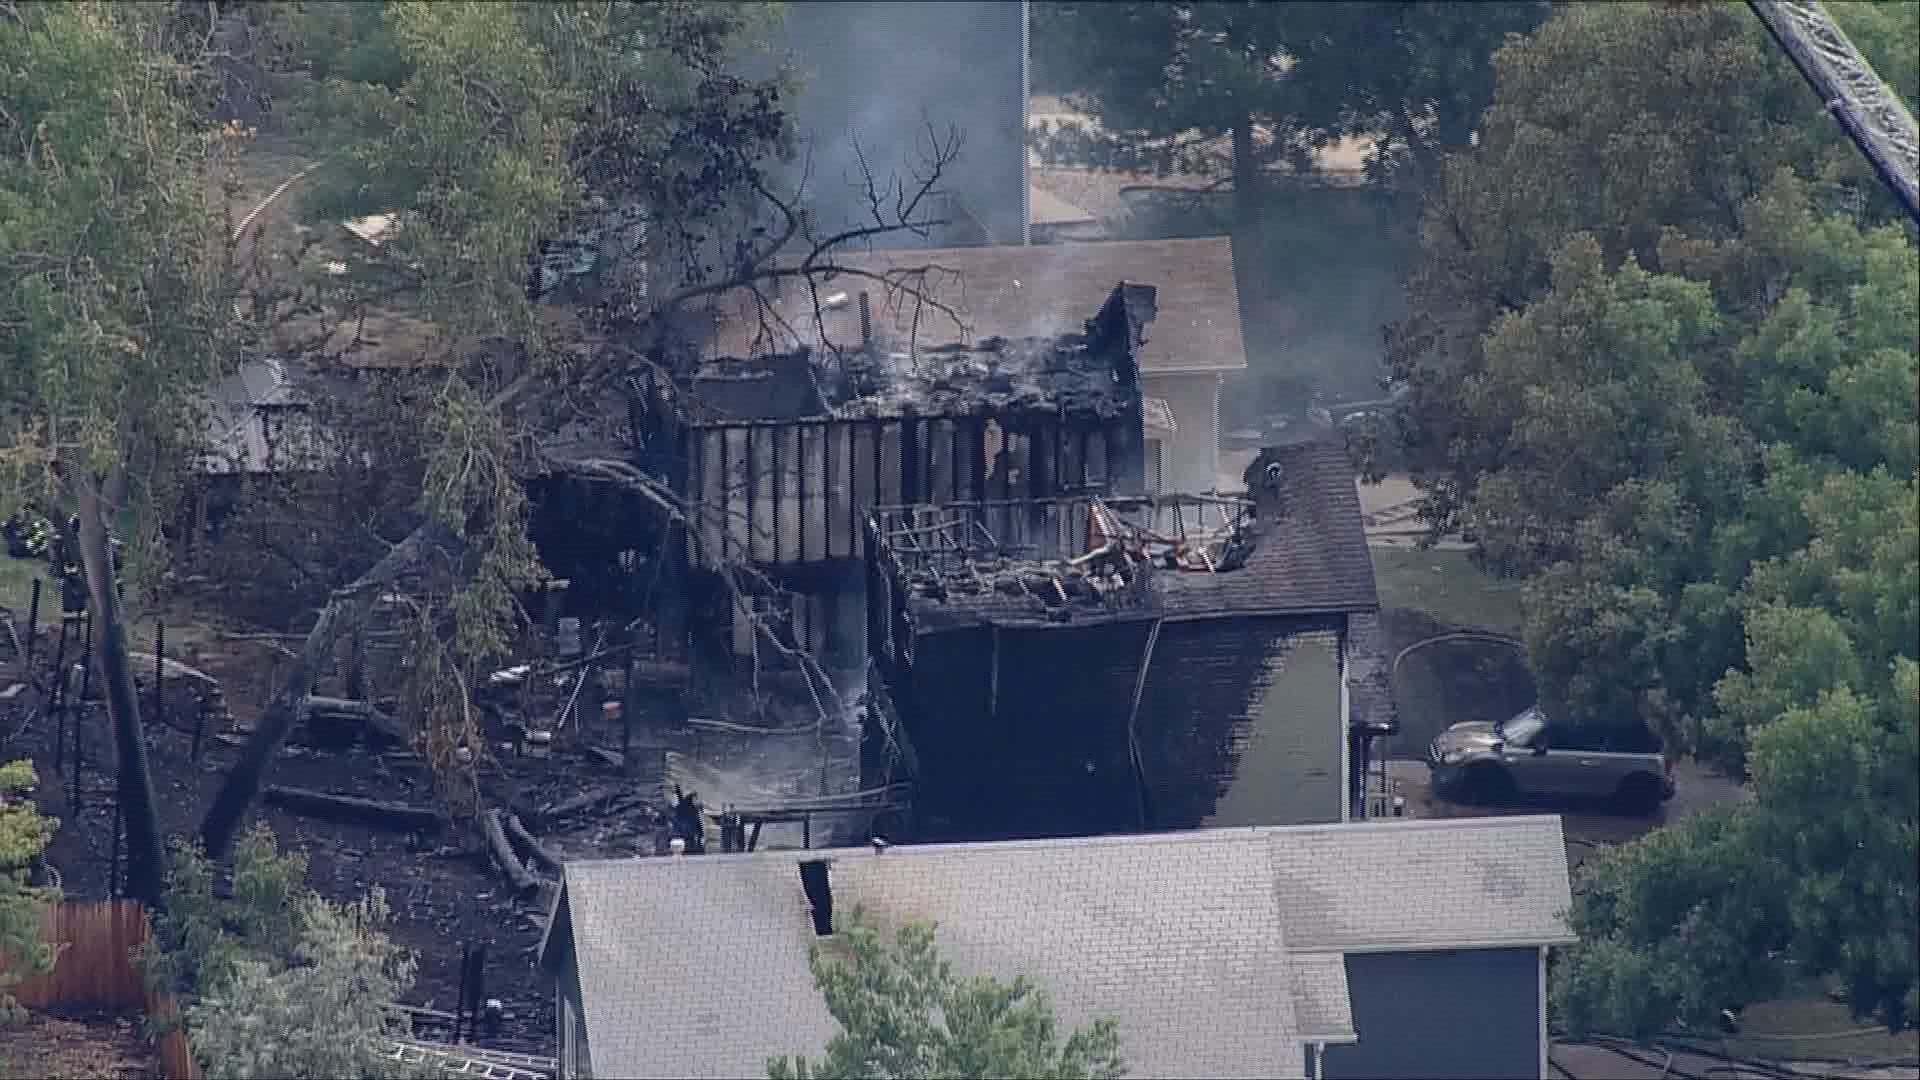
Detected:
left=1143, top=372, right=1223, bottom=493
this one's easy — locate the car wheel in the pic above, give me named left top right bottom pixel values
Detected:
left=1615, top=774, right=1666, bottom=817
left=1463, top=764, right=1514, bottom=806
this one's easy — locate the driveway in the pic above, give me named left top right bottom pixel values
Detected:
left=1378, top=758, right=1747, bottom=868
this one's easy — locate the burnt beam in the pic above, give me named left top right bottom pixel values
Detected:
left=900, top=415, right=921, bottom=505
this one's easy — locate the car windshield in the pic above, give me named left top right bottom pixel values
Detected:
left=1498, top=708, right=1547, bottom=747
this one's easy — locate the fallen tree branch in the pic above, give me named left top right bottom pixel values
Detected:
left=302, top=695, right=412, bottom=746
left=129, top=652, right=220, bottom=688
left=484, top=808, right=540, bottom=895
left=200, top=518, right=464, bottom=858
left=537, top=783, right=631, bottom=823
left=503, top=813, right=563, bottom=877
left=263, top=784, right=441, bottom=832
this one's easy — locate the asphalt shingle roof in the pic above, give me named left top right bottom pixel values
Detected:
left=542, top=817, right=1574, bottom=1080
left=1266, top=816, right=1578, bottom=953
left=705, top=237, right=1248, bottom=375
left=1289, top=952, right=1357, bottom=1043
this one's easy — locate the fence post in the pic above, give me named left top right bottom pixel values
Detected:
left=455, top=941, right=470, bottom=1044
left=50, top=614, right=70, bottom=772
left=152, top=619, right=165, bottom=731
left=25, top=576, right=40, bottom=669
left=109, top=799, right=122, bottom=898
left=70, top=616, right=92, bottom=817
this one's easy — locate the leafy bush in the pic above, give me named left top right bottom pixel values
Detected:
left=769, top=906, right=1126, bottom=1080
left=144, top=825, right=432, bottom=1080
left=0, top=760, right=58, bottom=1027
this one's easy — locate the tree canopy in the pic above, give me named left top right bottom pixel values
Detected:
left=0, top=0, right=242, bottom=904
left=146, top=826, right=427, bottom=1079
left=1374, top=0, right=1919, bottom=1039
left=768, top=908, right=1126, bottom=1080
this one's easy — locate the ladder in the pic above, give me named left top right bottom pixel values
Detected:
left=1748, top=0, right=1920, bottom=224
left=385, top=1039, right=557, bottom=1080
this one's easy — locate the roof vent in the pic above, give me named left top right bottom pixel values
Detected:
left=798, top=859, right=833, bottom=936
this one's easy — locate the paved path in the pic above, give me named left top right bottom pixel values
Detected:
left=1378, top=758, right=1747, bottom=867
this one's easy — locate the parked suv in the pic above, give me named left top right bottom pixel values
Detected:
left=1427, top=706, right=1675, bottom=815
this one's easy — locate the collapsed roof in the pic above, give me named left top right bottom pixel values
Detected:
left=871, top=440, right=1380, bottom=630
left=681, top=283, right=1156, bottom=426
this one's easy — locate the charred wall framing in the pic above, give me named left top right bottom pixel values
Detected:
left=682, top=410, right=1144, bottom=572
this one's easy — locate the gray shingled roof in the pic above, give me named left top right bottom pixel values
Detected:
left=1289, top=952, right=1357, bottom=1043
left=546, top=831, right=1308, bottom=1080
left=1266, top=816, right=1578, bottom=953
left=542, top=817, right=1573, bottom=1080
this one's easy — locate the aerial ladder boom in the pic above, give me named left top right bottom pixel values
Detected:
left=1747, top=0, right=1920, bottom=225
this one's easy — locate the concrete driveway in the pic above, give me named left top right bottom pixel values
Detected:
left=1378, top=758, right=1747, bottom=868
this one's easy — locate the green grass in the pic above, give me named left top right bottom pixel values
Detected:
left=0, top=556, right=51, bottom=617
left=1370, top=546, right=1526, bottom=638
left=1670, top=995, right=1920, bottom=1063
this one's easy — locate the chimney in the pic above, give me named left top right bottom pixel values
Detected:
left=798, top=859, right=833, bottom=936
left=858, top=292, right=873, bottom=346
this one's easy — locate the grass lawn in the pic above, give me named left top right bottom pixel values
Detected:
left=1370, top=546, right=1526, bottom=638
left=0, top=554, right=52, bottom=619
left=1707, top=995, right=1920, bottom=1064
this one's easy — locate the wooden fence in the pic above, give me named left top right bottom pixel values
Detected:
left=6, top=900, right=201, bottom=1080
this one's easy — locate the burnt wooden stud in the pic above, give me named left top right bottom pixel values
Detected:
left=744, top=425, right=757, bottom=563
left=771, top=420, right=783, bottom=564
left=900, top=415, right=921, bottom=504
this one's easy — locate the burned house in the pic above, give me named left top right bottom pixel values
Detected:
left=862, top=438, right=1396, bottom=842
left=709, top=238, right=1249, bottom=497
left=610, top=283, right=1157, bottom=681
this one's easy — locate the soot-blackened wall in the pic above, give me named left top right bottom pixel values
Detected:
left=893, top=613, right=1349, bottom=841
left=1133, top=616, right=1346, bottom=830
left=896, top=621, right=1149, bottom=841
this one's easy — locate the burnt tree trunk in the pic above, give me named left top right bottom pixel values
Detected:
left=199, top=519, right=460, bottom=858
left=74, top=476, right=167, bottom=907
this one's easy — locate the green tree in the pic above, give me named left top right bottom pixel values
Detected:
left=1380, top=0, right=1920, bottom=1038
left=145, top=825, right=428, bottom=1080
left=0, top=0, right=237, bottom=907
left=195, top=0, right=797, bottom=857
left=0, top=761, right=58, bottom=1026
left=768, top=907, right=1126, bottom=1080
left=1032, top=1, right=1546, bottom=383
left=1383, top=1, right=1915, bottom=536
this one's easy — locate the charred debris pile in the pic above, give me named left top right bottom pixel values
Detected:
left=686, top=332, right=1139, bottom=425
left=871, top=495, right=1257, bottom=626
left=681, top=280, right=1156, bottom=425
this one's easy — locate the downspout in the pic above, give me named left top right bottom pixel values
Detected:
left=1124, top=618, right=1163, bottom=829
left=1538, top=946, right=1550, bottom=1080
left=1020, top=0, right=1032, bottom=245
left=1310, top=1041, right=1325, bottom=1080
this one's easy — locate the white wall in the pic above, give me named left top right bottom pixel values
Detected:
left=1144, top=371, right=1223, bottom=494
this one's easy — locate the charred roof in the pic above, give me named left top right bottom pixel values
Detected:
left=870, top=440, right=1378, bottom=631
left=681, top=284, right=1151, bottom=426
